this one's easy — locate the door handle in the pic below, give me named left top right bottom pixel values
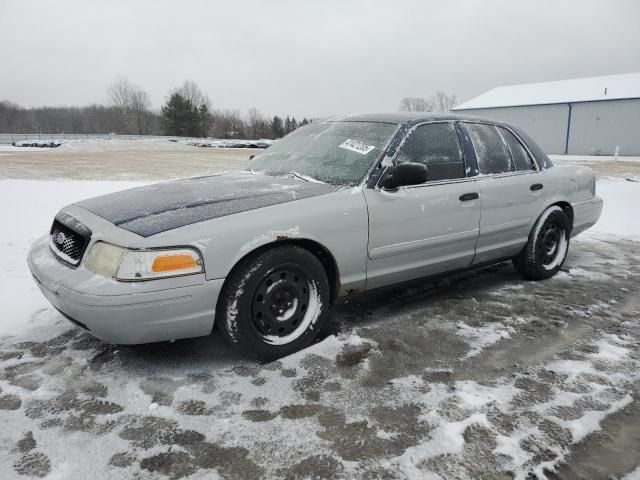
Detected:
left=530, top=183, right=543, bottom=191
left=459, top=192, right=479, bottom=202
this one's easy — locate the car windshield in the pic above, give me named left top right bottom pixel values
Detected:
left=247, top=121, right=398, bottom=185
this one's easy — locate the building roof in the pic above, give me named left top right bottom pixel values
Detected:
left=453, top=72, right=640, bottom=110
left=328, top=112, right=487, bottom=124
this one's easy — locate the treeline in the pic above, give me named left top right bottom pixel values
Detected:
left=398, top=91, right=457, bottom=113
left=0, top=78, right=309, bottom=139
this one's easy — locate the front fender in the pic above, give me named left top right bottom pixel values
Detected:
left=144, top=188, right=370, bottom=293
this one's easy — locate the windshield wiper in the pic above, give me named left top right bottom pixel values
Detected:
left=286, top=171, right=311, bottom=182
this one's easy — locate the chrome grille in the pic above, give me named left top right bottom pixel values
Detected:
left=49, top=214, right=91, bottom=267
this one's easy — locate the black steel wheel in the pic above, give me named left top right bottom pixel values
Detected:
left=250, top=267, right=313, bottom=343
left=217, top=245, right=330, bottom=359
left=538, top=220, right=566, bottom=269
left=513, top=206, right=570, bottom=280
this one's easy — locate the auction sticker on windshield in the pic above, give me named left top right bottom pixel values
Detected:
left=338, top=139, right=376, bottom=155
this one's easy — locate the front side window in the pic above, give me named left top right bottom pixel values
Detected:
left=498, top=127, right=535, bottom=171
left=395, top=123, right=465, bottom=181
left=465, top=123, right=513, bottom=175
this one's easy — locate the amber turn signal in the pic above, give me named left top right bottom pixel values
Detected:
left=151, top=254, right=198, bottom=272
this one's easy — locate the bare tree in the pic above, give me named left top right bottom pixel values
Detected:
left=209, top=109, right=246, bottom=138
left=431, top=90, right=457, bottom=113
left=0, top=99, right=164, bottom=135
left=226, top=109, right=244, bottom=138
left=130, top=88, right=151, bottom=135
left=176, top=81, right=211, bottom=111
left=107, top=77, right=152, bottom=134
left=107, top=77, right=133, bottom=133
left=246, top=107, right=265, bottom=139
left=399, top=97, right=433, bottom=112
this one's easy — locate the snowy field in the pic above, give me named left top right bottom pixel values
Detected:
left=0, top=139, right=256, bottom=181
left=0, top=147, right=639, bottom=479
left=0, top=137, right=273, bottom=152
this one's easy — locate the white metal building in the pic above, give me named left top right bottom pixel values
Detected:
left=452, top=72, right=640, bottom=155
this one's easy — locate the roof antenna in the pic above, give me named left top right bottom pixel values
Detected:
left=604, top=87, right=608, bottom=95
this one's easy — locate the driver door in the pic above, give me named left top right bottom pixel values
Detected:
left=363, top=122, right=481, bottom=289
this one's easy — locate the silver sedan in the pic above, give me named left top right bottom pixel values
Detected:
left=28, top=113, right=603, bottom=358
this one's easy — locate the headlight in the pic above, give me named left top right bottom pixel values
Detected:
left=85, top=242, right=127, bottom=278
left=85, top=242, right=203, bottom=281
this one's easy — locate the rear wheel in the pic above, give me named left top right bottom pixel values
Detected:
left=217, top=245, right=330, bottom=360
left=513, top=206, right=570, bottom=280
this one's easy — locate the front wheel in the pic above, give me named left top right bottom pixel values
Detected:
left=217, top=245, right=330, bottom=360
left=513, top=206, right=570, bottom=280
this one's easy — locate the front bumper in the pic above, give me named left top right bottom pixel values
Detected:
left=571, top=195, right=604, bottom=237
left=27, top=237, right=223, bottom=344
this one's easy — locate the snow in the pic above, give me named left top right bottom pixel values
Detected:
left=590, top=337, right=630, bottom=363
left=453, top=72, right=640, bottom=110
left=454, top=380, right=521, bottom=408
left=56, top=138, right=188, bottom=152
left=551, top=154, right=640, bottom=164
left=564, top=266, right=610, bottom=281
left=0, top=137, right=273, bottom=152
left=564, top=395, right=633, bottom=443
left=589, top=178, right=640, bottom=239
left=405, top=412, right=491, bottom=460
left=0, top=179, right=144, bottom=338
left=239, top=226, right=301, bottom=253
left=456, top=321, right=515, bottom=358
left=624, top=465, right=640, bottom=480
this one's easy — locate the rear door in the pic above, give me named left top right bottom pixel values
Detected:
left=462, top=122, right=547, bottom=264
left=364, top=122, right=481, bottom=289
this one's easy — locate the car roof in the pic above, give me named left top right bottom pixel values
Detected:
left=326, top=112, right=554, bottom=171
left=328, top=112, right=493, bottom=126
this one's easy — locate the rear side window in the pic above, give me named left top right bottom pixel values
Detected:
left=396, top=123, right=465, bottom=181
left=465, top=123, right=513, bottom=175
left=499, top=127, right=535, bottom=171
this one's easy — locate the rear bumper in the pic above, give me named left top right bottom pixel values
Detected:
left=28, top=237, right=223, bottom=344
left=571, top=195, right=603, bottom=237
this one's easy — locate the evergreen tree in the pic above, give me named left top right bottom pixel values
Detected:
left=284, top=115, right=292, bottom=134
left=271, top=115, right=284, bottom=138
left=198, top=104, right=210, bottom=137
left=300, top=118, right=309, bottom=126
left=161, top=93, right=199, bottom=136
left=291, top=116, right=298, bottom=131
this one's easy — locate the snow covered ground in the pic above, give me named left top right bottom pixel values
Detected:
left=550, top=154, right=640, bottom=164
left=0, top=180, right=144, bottom=338
left=1, top=137, right=272, bottom=152
left=0, top=162, right=639, bottom=478
left=589, top=177, right=640, bottom=239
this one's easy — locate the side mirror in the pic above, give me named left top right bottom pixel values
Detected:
left=382, top=162, right=428, bottom=189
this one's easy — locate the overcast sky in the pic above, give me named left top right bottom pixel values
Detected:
left=1, top=0, right=639, bottom=118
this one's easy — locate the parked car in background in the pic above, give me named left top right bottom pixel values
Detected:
left=28, top=113, right=602, bottom=358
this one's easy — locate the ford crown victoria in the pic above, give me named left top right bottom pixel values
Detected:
left=28, top=113, right=603, bottom=358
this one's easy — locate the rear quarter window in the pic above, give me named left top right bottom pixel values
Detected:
left=511, top=126, right=553, bottom=169
left=465, top=123, right=513, bottom=175
left=498, top=127, right=536, bottom=171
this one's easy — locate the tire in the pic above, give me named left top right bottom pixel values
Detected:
left=513, top=206, right=570, bottom=280
left=217, top=245, right=330, bottom=360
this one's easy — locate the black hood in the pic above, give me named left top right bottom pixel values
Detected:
left=75, top=172, right=338, bottom=237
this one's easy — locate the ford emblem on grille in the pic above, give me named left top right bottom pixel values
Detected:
left=49, top=215, right=92, bottom=268
left=55, top=232, right=66, bottom=245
